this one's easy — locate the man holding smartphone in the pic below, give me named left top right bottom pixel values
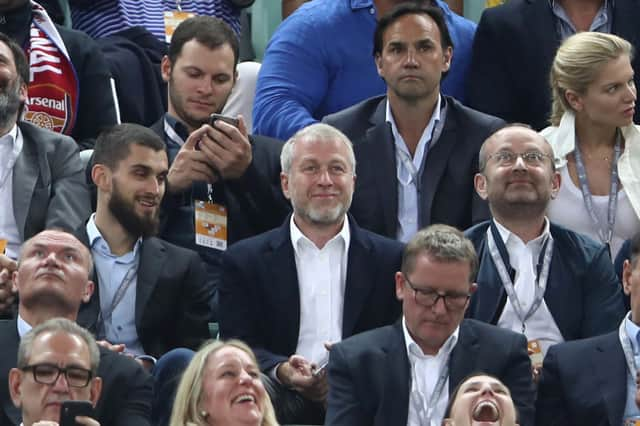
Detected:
left=8, top=318, right=101, bottom=426
left=151, top=16, right=289, bottom=320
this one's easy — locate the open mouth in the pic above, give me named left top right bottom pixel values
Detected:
left=472, top=400, right=500, bottom=422
left=233, top=394, right=256, bottom=404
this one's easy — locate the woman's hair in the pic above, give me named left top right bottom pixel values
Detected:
left=169, top=339, right=279, bottom=426
left=549, top=31, right=633, bottom=126
left=443, top=372, right=519, bottom=421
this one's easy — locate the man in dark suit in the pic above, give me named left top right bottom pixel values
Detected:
left=323, top=3, right=503, bottom=242
left=466, top=0, right=640, bottom=131
left=0, top=229, right=152, bottom=426
left=326, top=224, right=535, bottom=426
left=536, top=232, right=640, bottom=425
left=76, top=123, right=212, bottom=361
left=465, top=125, right=625, bottom=376
left=150, top=16, right=288, bottom=318
left=0, top=32, right=90, bottom=262
left=219, top=123, right=404, bottom=424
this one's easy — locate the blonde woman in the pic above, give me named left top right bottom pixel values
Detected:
left=542, top=32, right=640, bottom=259
left=170, top=340, right=279, bottom=426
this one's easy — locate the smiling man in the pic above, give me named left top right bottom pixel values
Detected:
left=465, top=125, right=625, bottom=372
left=326, top=224, right=535, bottom=426
left=9, top=318, right=102, bottom=426
left=324, top=2, right=503, bottom=242
left=218, top=123, right=404, bottom=425
left=75, top=123, right=212, bottom=361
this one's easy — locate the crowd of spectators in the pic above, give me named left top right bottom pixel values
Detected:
left=1, top=0, right=640, bottom=425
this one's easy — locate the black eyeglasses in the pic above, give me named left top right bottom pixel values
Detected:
left=403, top=274, right=471, bottom=311
left=21, top=363, right=93, bottom=388
left=487, top=150, right=551, bottom=167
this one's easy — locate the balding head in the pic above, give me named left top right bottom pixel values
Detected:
left=478, top=125, right=555, bottom=173
left=14, top=230, right=94, bottom=324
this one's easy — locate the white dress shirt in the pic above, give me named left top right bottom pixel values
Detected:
left=0, top=124, right=22, bottom=259
left=403, top=317, right=458, bottom=426
left=290, top=215, right=350, bottom=365
left=495, top=219, right=564, bottom=356
left=387, top=96, right=441, bottom=243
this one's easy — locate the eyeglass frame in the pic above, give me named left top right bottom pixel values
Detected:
left=486, top=150, right=553, bottom=167
left=20, top=363, right=94, bottom=388
left=402, top=273, right=472, bottom=311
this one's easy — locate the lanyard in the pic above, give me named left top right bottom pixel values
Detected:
left=486, top=223, right=554, bottom=333
left=619, top=318, right=639, bottom=381
left=410, top=360, right=449, bottom=425
left=100, top=264, right=137, bottom=324
left=573, top=130, right=622, bottom=246
left=176, top=0, right=182, bottom=11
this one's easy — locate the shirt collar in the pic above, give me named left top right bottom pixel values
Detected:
left=0, top=123, right=21, bottom=153
left=386, top=94, right=442, bottom=145
left=493, top=217, right=551, bottom=249
left=86, top=213, right=142, bottom=259
left=17, top=313, right=32, bottom=338
left=549, top=0, right=611, bottom=8
left=402, top=316, right=459, bottom=359
left=289, top=214, right=351, bottom=254
left=164, top=113, right=190, bottom=141
left=625, top=311, right=640, bottom=354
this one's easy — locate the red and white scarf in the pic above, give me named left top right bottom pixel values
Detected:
left=22, top=1, right=79, bottom=136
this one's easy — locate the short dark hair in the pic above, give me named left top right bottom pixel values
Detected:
left=168, top=16, right=239, bottom=68
left=629, top=233, right=640, bottom=267
left=0, top=32, right=29, bottom=85
left=93, top=123, right=166, bottom=171
left=373, top=2, right=454, bottom=57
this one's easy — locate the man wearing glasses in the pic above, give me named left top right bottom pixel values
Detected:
left=8, top=318, right=101, bottom=426
left=326, top=224, right=535, bottom=426
left=465, top=125, right=625, bottom=378
left=0, top=230, right=152, bottom=426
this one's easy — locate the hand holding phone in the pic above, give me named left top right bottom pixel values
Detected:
left=209, top=113, right=239, bottom=129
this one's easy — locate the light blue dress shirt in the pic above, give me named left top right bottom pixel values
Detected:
left=86, top=214, right=145, bottom=356
left=550, top=0, right=612, bottom=40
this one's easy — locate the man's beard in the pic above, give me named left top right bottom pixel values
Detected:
left=108, top=182, right=160, bottom=238
left=0, top=76, right=22, bottom=130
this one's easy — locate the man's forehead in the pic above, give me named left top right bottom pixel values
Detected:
left=0, top=41, right=16, bottom=67
left=121, top=144, right=169, bottom=172
left=488, top=128, right=549, bottom=152
left=383, top=13, right=441, bottom=43
left=29, top=331, right=91, bottom=366
left=24, top=231, right=86, bottom=257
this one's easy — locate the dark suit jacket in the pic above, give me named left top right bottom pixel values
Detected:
left=75, top=229, right=212, bottom=359
left=323, top=95, right=503, bottom=238
left=536, top=331, right=627, bottom=426
left=150, top=118, right=291, bottom=246
left=326, top=319, right=535, bottom=426
left=0, top=319, right=153, bottom=426
left=466, top=0, right=640, bottom=130
left=465, top=221, right=626, bottom=340
left=218, top=216, right=404, bottom=372
left=13, top=121, right=90, bottom=243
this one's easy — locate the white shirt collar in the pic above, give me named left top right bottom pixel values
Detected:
left=402, top=316, right=459, bottom=359
left=289, top=214, right=351, bottom=253
left=493, top=217, right=551, bottom=249
left=17, top=313, right=32, bottom=338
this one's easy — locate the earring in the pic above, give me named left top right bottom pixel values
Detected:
left=200, top=410, right=208, bottom=419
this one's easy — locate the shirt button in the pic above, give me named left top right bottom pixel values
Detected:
left=370, top=7, right=375, bottom=14
left=117, top=326, right=122, bottom=331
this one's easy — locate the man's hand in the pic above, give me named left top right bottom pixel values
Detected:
left=198, top=115, right=252, bottom=180
left=0, top=255, right=17, bottom=313
left=276, top=355, right=328, bottom=402
left=96, top=340, right=126, bottom=354
left=167, top=126, right=220, bottom=194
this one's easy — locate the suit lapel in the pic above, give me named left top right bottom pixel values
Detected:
left=473, top=234, right=507, bottom=323
left=612, top=0, right=640, bottom=46
left=449, top=321, right=480, bottom=391
left=264, top=221, right=301, bottom=353
left=73, top=225, right=102, bottom=333
left=364, top=99, right=397, bottom=237
left=342, top=221, right=373, bottom=337
left=12, top=130, right=39, bottom=240
left=0, top=320, right=20, bottom=424
left=526, top=0, right=561, bottom=78
left=135, top=238, right=166, bottom=327
left=380, top=323, right=411, bottom=426
left=593, top=334, right=627, bottom=426
left=420, top=105, right=458, bottom=227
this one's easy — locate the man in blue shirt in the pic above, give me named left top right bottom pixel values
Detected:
left=253, top=0, right=477, bottom=140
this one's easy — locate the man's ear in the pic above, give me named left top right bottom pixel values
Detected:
left=474, top=173, right=488, bottom=200
left=280, top=172, right=291, bottom=200
left=89, top=377, right=102, bottom=406
left=8, top=368, right=23, bottom=409
left=395, top=271, right=405, bottom=301
left=91, top=164, right=111, bottom=190
left=161, top=56, right=172, bottom=83
left=623, top=259, right=633, bottom=296
left=82, top=280, right=95, bottom=303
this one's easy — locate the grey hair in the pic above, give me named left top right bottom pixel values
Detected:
left=17, top=318, right=100, bottom=375
left=280, top=123, right=356, bottom=174
left=402, top=224, right=478, bottom=282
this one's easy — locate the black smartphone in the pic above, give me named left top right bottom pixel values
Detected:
left=59, top=400, right=94, bottom=426
left=209, top=113, right=239, bottom=129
